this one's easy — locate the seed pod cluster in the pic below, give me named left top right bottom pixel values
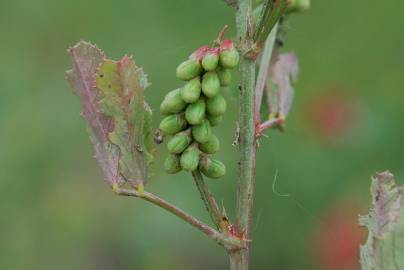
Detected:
left=159, top=40, right=239, bottom=179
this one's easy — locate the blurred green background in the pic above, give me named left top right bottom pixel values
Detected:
left=1, top=0, right=403, bottom=269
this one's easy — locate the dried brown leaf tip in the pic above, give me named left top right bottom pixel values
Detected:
left=66, top=41, right=153, bottom=190
left=360, top=171, right=404, bottom=269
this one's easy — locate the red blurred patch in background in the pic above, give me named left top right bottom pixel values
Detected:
left=304, top=84, right=361, bottom=143
left=311, top=202, right=367, bottom=270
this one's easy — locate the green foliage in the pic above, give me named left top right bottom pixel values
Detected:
left=360, top=171, right=404, bottom=269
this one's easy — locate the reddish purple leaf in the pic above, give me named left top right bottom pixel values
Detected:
left=66, top=41, right=121, bottom=186
left=266, top=52, right=299, bottom=119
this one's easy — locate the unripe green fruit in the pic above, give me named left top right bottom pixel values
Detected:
left=199, top=133, right=220, bottom=154
left=192, top=120, right=211, bottom=144
left=217, top=67, right=232, bottom=86
left=176, top=59, right=202, bottom=81
left=164, top=155, right=181, bottom=174
left=160, top=88, right=187, bottom=114
left=201, top=71, right=221, bottom=98
left=199, top=156, right=226, bottom=179
left=185, top=98, right=206, bottom=125
left=159, top=114, right=187, bottom=135
left=206, top=94, right=227, bottom=116
left=207, top=114, right=223, bottom=126
left=287, top=0, right=310, bottom=13
left=180, top=77, right=201, bottom=103
left=219, top=48, right=239, bottom=68
left=180, top=144, right=200, bottom=171
left=167, top=130, right=192, bottom=154
left=202, top=52, right=219, bottom=71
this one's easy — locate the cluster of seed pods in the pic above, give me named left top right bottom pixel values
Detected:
left=158, top=40, right=239, bottom=179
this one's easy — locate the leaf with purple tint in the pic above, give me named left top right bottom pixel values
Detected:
left=265, top=52, right=299, bottom=119
left=66, top=41, right=153, bottom=190
left=96, top=56, right=153, bottom=189
left=360, top=171, right=404, bottom=269
left=66, top=41, right=122, bottom=187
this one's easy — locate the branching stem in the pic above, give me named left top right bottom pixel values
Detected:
left=116, top=188, right=243, bottom=250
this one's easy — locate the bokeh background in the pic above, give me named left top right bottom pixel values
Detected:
left=1, top=0, right=403, bottom=269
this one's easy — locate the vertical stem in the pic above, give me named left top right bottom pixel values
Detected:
left=233, top=0, right=257, bottom=269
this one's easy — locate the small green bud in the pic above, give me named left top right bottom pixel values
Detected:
left=164, top=155, right=182, bottom=174
left=180, top=144, right=200, bottom=171
left=160, top=88, right=187, bottom=114
left=287, top=0, right=310, bottom=13
left=219, top=49, right=239, bottom=69
left=167, top=130, right=192, bottom=154
left=185, top=98, right=206, bottom=125
left=192, top=120, right=211, bottom=144
left=216, top=67, right=232, bottom=86
left=199, top=133, right=220, bottom=154
left=201, top=71, right=221, bottom=98
left=207, top=114, right=223, bottom=126
left=180, top=77, right=201, bottom=103
left=206, top=94, right=227, bottom=116
left=159, top=114, right=187, bottom=135
left=199, top=156, right=226, bottom=179
left=201, top=51, right=219, bottom=71
left=176, top=59, right=202, bottom=81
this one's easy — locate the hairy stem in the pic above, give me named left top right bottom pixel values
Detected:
left=116, top=188, right=243, bottom=249
left=192, top=170, right=223, bottom=229
left=232, top=0, right=257, bottom=269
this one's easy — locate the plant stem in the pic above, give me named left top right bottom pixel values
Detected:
left=116, top=188, right=243, bottom=249
left=233, top=0, right=257, bottom=269
left=192, top=170, right=223, bottom=230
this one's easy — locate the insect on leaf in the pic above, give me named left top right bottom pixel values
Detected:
left=360, top=171, right=404, bottom=269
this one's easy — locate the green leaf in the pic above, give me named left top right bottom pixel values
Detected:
left=360, top=171, right=404, bottom=269
left=66, top=41, right=153, bottom=190
left=96, top=55, right=153, bottom=189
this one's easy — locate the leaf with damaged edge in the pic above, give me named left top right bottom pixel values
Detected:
left=66, top=41, right=122, bottom=187
left=360, top=171, right=404, bottom=270
left=66, top=41, right=153, bottom=190
left=96, top=55, right=152, bottom=189
left=265, top=52, right=298, bottom=119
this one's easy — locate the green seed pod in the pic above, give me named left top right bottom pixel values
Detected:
left=216, top=67, right=232, bottom=86
left=199, top=156, right=226, bottom=179
left=176, top=59, right=202, bottom=81
left=180, top=77, right=201, bottom=103
left=207, top=114, right=223, bottom=126
left=160, top=88, right=187, bottom=114
left=164, top=155, right=182, bottom=174
left=159, top=114, right=187, bottom=135
left=201, top=71, right=221, bottom=98
left=287, top=0, right=310, bottom=13
left=219, top=49, right=239, bottom=69
left=185, top=98, right=206, bottom=125
left=206, top=94, right=227, bottom=116
left=192, top=120, right=211, bottom=144
left=180, top=144, right=200, bottom=171
left=199, top=133, right=220, bottom=154
left=219, top=40, right=239, bottom=69
left=201, top=51, right=219, bottom=71
left=167, top=130, right=192, bottom=154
